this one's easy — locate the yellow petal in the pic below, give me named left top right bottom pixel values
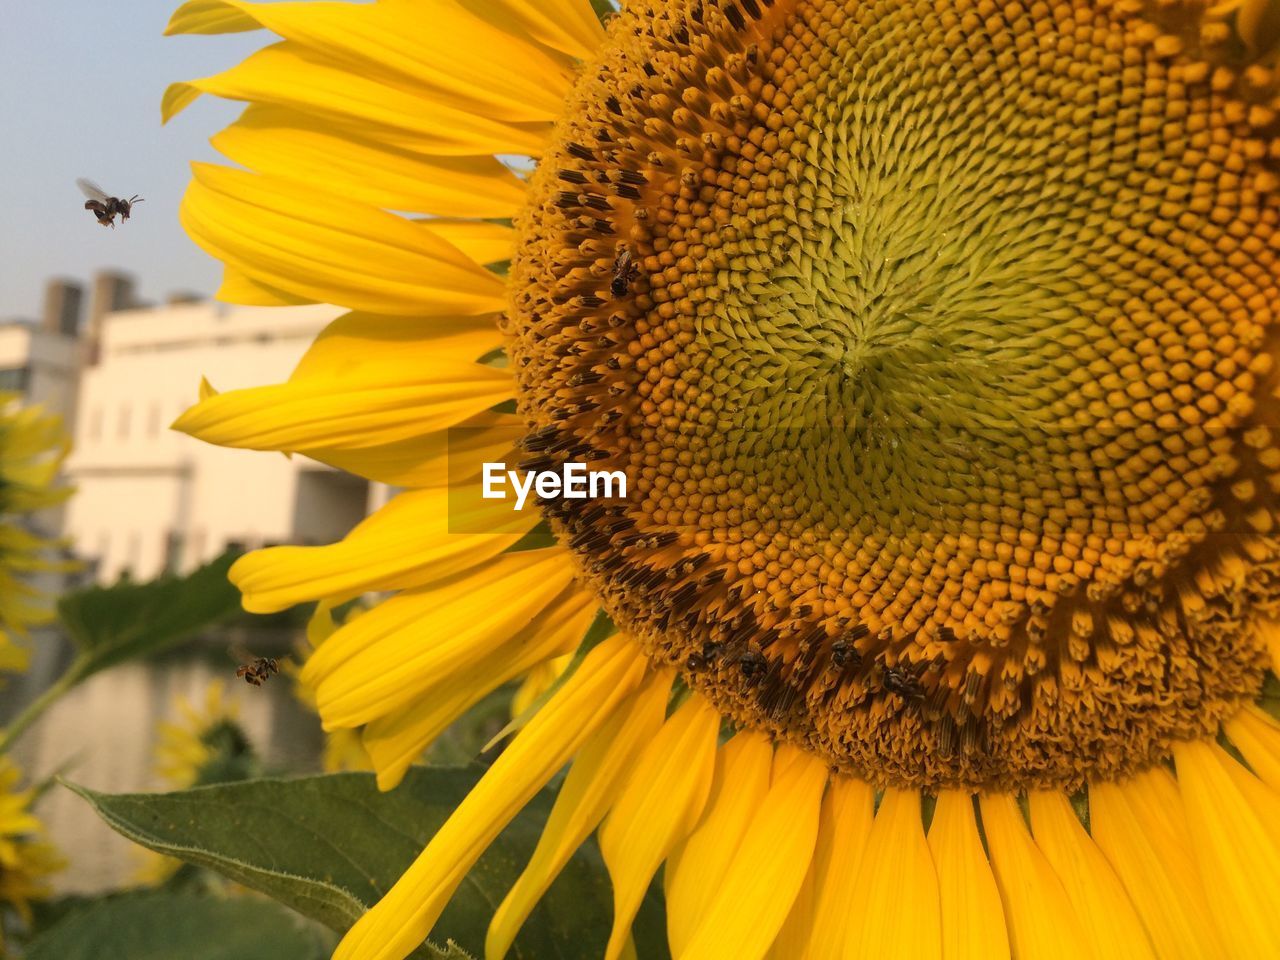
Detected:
left=979, top=793, right=1086, bottom=960
left=1216, top=740, right=1280, bottom=851
left=928, top=791, right=1009, bottom=960
left=457, top=0, right=605, bottom=61
left=175, top=373, right=510, bottom=455
left=1122, top=764, right=1185, bottom=837
left=287, top=313, right=499, bottom=386
left=216, top=265, right=313, bottom=305
left=789, top=774, right=875, bottom=959
left=1027, top=791, right=1154, bottom=959
left=486, top=669, right=673, bottom=960
left=165, top=0, right=262, bottom=33
left=306, top=548, right=577, bottom=728
left=181, top=163, right=506, bottom=316
left=766, top=850, right=814, bottom=960
left=167, top=0, right=573, bottom=121
left=679, top=745, right=827, bottom=960
left=305, top=600, right=338, bottom=648
left=164, top=42, right=550, bottom=156
left=229, top=487, right=535, bottom=613
left=1225, top=703, right=1280, bottom=790
left=333, top=635, right=648, bottom=960
left=1172, top=739, right=1280, bottom=957
left=0, top=639, right=30, bottom=673
left=847, top=788, right=941, bottom=959
left=214, top=106, right=527, bottom=219
left=361, top=588, right=596, bottom=791
left=665, top=731, right=774, bottom=955
left=422, top=221, right=515, bottom=268
left=190, top=312, right=507, bottom=457
left=598, top=694, right=721, bottom=960
left=1089, top=769, right=1227, bottom=958
left=305, top=410, right=523, bottom=490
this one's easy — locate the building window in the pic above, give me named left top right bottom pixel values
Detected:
left=0, top=367, right=29, bottom=393
left=148, top=402, right=161, bottom=437
left=117, top=404, right=131, bottom=440
left=89, top=406, right=103, bottom=441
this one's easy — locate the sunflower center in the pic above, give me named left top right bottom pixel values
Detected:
left=508, top=0, right=1280, bottom=790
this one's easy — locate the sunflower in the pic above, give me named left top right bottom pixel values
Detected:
left=0, top=395, right=71, bottom=674
left=0, top=758, right=63, bottom=943
left=166, top=0, right=1280, bottom=957
left=152, top=679, right=250, bottom=789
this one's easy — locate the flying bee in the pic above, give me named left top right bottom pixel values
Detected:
left=610, top=244, right=639, bottom=297
left=234, top=654, right=281, bottom=687
left=77, top=178, right=144, bottom=228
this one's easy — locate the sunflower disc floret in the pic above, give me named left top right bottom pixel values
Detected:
left=510, top=0, right=1280, bottom=790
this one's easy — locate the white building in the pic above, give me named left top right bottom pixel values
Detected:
left=3, top=271, right=377, bottom=584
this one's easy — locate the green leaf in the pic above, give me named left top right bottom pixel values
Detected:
left=70, top=767, right=669, bottom=960
left=24, top=891, right=332, bottom=960
left=57, top=550, right=243, bottom=682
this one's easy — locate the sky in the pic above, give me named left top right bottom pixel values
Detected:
left=0, top=2, right=266, bottom=320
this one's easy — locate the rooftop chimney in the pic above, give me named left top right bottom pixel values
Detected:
left=86, top=270, right=137, bottom=365
left=41, top=278, right=83, bottom=337
left=165, top=291, right=203, bottom=306
left=88, top=269, right=136, bottom=328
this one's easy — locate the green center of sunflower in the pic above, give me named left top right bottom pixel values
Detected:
left=508, top=0, right=1280, bottom=790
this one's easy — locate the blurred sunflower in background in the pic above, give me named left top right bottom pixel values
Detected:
left=0, top=396, right=70, bottom=941
left=0, top=395, right=71, bottom=675
left=0, top=758, right=64, bottom=945
left=152, top=680, right=255, bottom=790
left=166, top=0, right=1280, bottom=957
left=137, top=680, right=259, bottom=886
